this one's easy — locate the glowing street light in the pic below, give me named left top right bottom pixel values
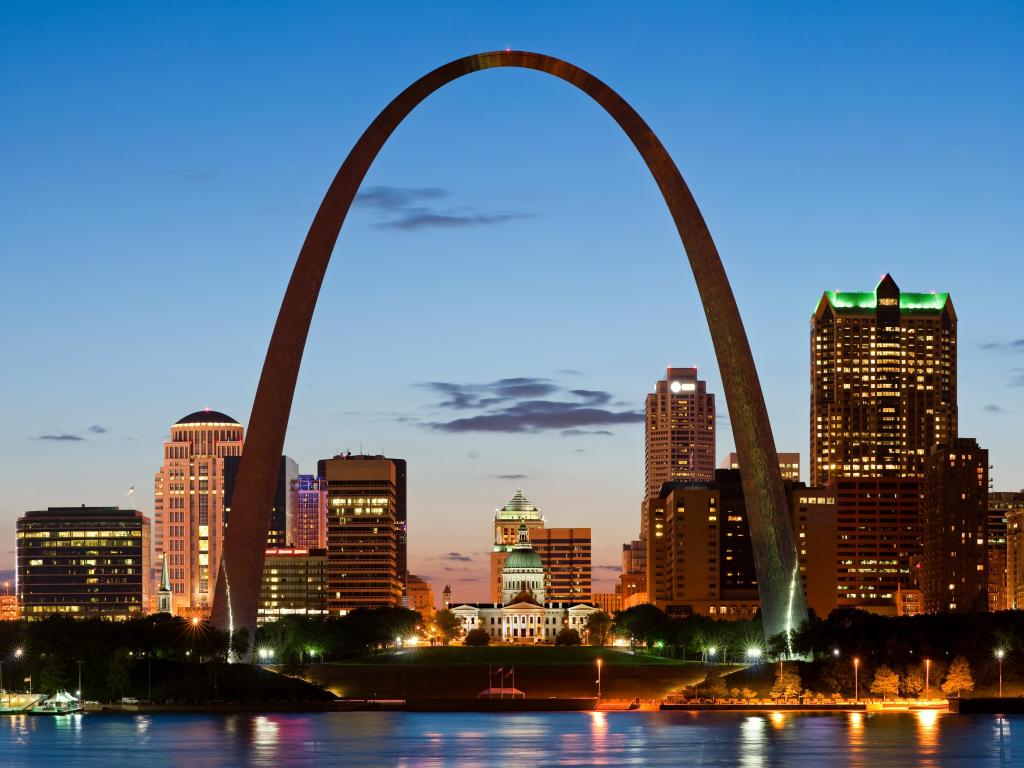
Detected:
left=833, top=648, right=840, bottom=657
left=258, top=647, right=274, bottom=663
left=707, top=646, right=718, bottom=663
left=853, top=657, right=860, bottom=702
left=191, top=617, right=201, bottom=627
left=745, top=647, right=762, bottom=662
left=925, top=658, right=931, bottom=700
left=14, top=648, right=23, bottom=659
left=996, top=649, right=1006, bottom=698
left=596, top=658, right=603, bottom=701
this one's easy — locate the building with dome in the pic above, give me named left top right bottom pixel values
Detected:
left=489, top=490, right=592, bottom=603
left=452, top=523, right=598, bottom=643
left=153, top=409, right=244, bottom=614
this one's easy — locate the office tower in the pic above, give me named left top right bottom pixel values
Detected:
left=530, top=528, right=592, bottom=602
left=723, top=452, right=801, bottom=483
left=17, top=506, right=150, bottom=619
left=619, top=540, right=648, bottom=608
left=828, top=477, right=922, bottom=612
left=224, top=455, right=298, bottom=548
left=489, top=490, right=546, bottom=602
left=290, top=474, right=328, bottom=550
left=644, top=367, right=716, bottom=501
left=643, top=470, right=759, bottom=619
left=789, top=486, right=839, bottom=618
left=988, top=491, right=1024, bottom=611
left=154, top=409, right=243, bottom=612
left=394, top=458, right=408, bottom=593
left=922, top=439, right=989, bottom=613
left=258, top=546, right=328, bottom=624
left=318, top=453, right=403, bottom=613
left=810, top=275, right=956, bottom=485
left=405, top=574, right=435, bottom=620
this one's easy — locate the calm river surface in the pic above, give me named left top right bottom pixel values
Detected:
left=1, top=710, right=1020, bottom=767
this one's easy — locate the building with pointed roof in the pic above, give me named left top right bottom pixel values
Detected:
left=157, top=553, right=173, bottom=615
left=811, top=274, right=957, bottom=484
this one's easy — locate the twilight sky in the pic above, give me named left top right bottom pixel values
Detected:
left=1, top=2, right=1022, bottom=601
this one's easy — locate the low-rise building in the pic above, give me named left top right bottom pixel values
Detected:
left=258, top=547, right=328, bottom=624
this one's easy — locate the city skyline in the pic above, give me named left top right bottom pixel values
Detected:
left=2, top=3, right=1022, bottom=604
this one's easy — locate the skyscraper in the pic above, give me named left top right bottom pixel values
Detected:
left=318, top=453, right=403, bottom=614
left=290, top=474, right=328, bottom=549
left=644, top=367, right=716, bottom=501
left=810, top=275, right=956, bottom=485
left=17, top=506, right=150, bottom=620
left=153, top=409, right=243, bottom=613
left=258, top=546, right=328, bottom=624
left=922, top=438, right=989, bottom=613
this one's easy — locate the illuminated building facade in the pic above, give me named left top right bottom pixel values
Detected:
left=988, top=491, right=1024, bottom=611
left=619, top=540, right=648, bottom=608
left=1007, top=507, right=1024, bottom=610
left=291, top=474, right=328, bottom=550
left=829, top=477, right=922, bottom=613
left=592, top=592, right=621, bottom=614
left=922, top=439, right=989, bottom=613
left=154, top=410, right=243, bottom=613
left=17, top=506, right=150, bottom=619
left=318, top=454, right=403, bottom=614
left=644, top=471, right=760, bottom=619
left=644, top=368, right=716, bottom=502
left=789, top=486, right=839, bottom=618
left=530, top=528, right=592, bottom=603
left=810, top=275, right=956, bottom=485
left=258, top=547, right=327, bottom=624
left=724, top=452, right=801, bottom=483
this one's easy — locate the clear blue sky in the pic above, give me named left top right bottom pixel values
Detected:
left=1, top=2, right=1021, bottom=600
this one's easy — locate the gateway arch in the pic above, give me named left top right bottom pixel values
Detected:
left=211, top=51, right=807, bottom=649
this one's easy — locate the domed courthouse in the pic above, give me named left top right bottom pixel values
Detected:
left=450, top=523, right=598, bottom=642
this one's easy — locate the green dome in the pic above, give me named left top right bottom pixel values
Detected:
left=505, top=548, right=542, bottom=570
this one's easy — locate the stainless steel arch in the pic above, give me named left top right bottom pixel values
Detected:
left=211, top=51, right=807, bottom=650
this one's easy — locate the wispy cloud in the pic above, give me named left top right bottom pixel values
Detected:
left=593, top=564, right=621, bottom=572
left=439, top=552, right=473, bottom=563
left=88, top=425, right=109, bottom=434
left=983, top=404, right=1004, bottom=413
left=354, top=185, right=533, bottom=231
left=34, top=434, right=84, bottom=442
left=491, top=473, right=529, bottom=480
left=980, top=339, right=1024, bottom=353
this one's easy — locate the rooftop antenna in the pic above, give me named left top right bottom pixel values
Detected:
left=126, top=485, right=135, bottom=510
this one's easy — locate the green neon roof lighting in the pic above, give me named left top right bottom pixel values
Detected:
left=822, top=290, right=948, bottom=312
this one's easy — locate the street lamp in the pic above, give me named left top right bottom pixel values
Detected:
left=745, top=647, right=762, bottom=663
left=853, top=657, right=860, bottom=702
left=596, top=658, right=603, bottom=701
left=925, top=658, right=931, bottom=700
left=258, top=647, right=274, bottom=664
left=833, top=648, right=840, bottom=658
left=707, top=647, right=717, bottom=664
left=996, top=650, right=1006, bottom=698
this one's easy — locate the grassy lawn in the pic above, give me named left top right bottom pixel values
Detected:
left=331, top=646, right=695, bottom=666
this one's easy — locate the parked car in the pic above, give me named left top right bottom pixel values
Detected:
left=120, top=697, right=140, bottom=705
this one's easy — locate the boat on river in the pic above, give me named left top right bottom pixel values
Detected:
left=30, top=691, right=82, bottom=715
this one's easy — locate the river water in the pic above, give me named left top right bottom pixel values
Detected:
left=0, top=710, right=1019, bottom=766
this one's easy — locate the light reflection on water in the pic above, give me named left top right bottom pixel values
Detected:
left=0, top=711, right=1021, bottom=767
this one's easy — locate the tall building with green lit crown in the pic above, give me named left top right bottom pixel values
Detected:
left=811, top=274, right=956, bottom=484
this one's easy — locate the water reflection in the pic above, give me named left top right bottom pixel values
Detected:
left=739, top=715, right=766, bottom=768
left=3, top=711, right=1024, bottom=767
left=915, top=709, right=940, bottom=766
